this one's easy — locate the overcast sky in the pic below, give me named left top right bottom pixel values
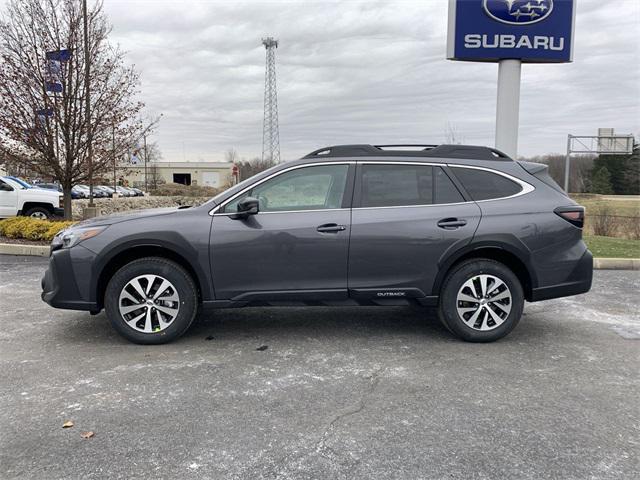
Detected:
left=98, top=1, right=637, bottom=160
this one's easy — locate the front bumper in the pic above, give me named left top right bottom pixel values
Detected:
left=53, top=207, right=65, bottom=217
left=41, top=246, right=99, bottom=311
left=530, top=249, right=593, bottom=302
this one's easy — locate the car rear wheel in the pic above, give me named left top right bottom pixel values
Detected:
left=24, top=206, right=52, bottom=220
left=438, top=259, right=524, bottom=342
left=105, top=257, right=198, bottom=344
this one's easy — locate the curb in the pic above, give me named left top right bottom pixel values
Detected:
left=592, top=257, right=640, bottom=271
left=0, top=243, right=639, bottom=270
left=0, top=243, right=49, bottom=257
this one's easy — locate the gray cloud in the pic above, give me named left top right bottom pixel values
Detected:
left=98, top=0, right=639, bottom=160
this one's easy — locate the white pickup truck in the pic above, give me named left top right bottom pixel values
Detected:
left=0, top=176, right=64, bottom=219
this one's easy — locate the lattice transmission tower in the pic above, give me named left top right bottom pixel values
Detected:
left=262, top=37, right=280, bottom=163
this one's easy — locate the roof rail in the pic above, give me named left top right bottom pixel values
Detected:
left=302, top=144, right=512, bottom=161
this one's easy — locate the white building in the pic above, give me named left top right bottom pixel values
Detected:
left=122, top=161, right=233, bottom=189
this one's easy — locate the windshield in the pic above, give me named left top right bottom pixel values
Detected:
left=8, top=176, right=32, bottom=189
left=1, top=176, right=26, bottom=190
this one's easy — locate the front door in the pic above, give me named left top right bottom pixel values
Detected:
left=0, top=179, right=17, bottom=217
left=209, top=163, right=354, bottom=301
left=348, top=163, right=481, bottom=300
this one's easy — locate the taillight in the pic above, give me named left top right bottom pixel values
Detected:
left=554, top=206, right=585, bottom=228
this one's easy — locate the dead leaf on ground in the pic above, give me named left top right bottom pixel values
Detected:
left=80, top=431, right=94, bottom=439
left=62, top=420, right=74, bottom=428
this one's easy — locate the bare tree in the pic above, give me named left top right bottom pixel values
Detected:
left=0, top=0, right=145, bottom=217
left=225, top=148, right=238, bottom=164
left=144, top=141, right=163, bottom=190
left=444, top=122, right=464, bottom=145
left=522, top=153, right=594, bottom=193
left=237, top=156, right=276, bottom=182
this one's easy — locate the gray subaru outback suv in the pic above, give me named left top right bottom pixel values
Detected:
left=42, top=144, right=593, bottom=344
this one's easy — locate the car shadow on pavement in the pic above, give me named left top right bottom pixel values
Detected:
left=51, top=305, right=550, bottom=347
left=50, top=306, right=452, bottom=346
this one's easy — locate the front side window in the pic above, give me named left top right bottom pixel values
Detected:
left=223, top=164, right=349, bottom=213
left=452, top=167, right=522, bottom=201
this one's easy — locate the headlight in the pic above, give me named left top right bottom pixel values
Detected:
left=55, top=226, right=108, bottom=249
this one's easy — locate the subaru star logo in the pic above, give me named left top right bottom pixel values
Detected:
left=483, top=0, right=554, bottom=25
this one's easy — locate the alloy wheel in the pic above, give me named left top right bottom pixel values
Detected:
left=30, top=211, right=48, bottom=220
left=456, top=274, right=512, bottom=331
left=118, top=274, right=180, bottom=333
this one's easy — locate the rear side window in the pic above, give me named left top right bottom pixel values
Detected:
left=361, top=165, right=433, bottom=207
left=359, top=165, right=464, bottom=207
left=452, top=167, right=522, bottom=201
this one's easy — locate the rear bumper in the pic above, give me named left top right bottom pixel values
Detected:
left=41, top=246, right=99, bottom=312
left=530, top=249, right=593, bottom=302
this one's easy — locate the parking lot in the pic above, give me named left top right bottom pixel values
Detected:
left=0, top=255, right=638, bottom=479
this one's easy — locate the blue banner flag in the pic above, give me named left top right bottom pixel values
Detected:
left=45, top=49, right=72, bottom=62
left=47, top=59, right=62, bottom=77
left=45, top=82, right=63, bottom=93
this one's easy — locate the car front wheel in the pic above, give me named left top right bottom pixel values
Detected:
left=438, top=259, right=524, bottom=342
left=105, top=257, right=198, bottom=344
left=24, top=206, right=52, bottom=219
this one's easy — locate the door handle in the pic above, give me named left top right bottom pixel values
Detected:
left=317, top=223, right=346, bottom=233
left=437, top=218, right=467, bottom=229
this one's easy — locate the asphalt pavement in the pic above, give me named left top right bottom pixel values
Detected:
left=0, top=255, right=638, bottom=479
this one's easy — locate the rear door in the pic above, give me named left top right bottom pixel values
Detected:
left=209, top=163, right=355, bottom=301
left=348, top=162, right=481, bottom=300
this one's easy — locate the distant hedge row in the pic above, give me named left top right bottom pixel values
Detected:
left=0, top=217, right=75, bottom=242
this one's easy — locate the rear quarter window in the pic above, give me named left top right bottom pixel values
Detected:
left=452, top=167, right=522, bottom=201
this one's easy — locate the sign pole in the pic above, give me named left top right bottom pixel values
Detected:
left=563, top=134, right=572, bottom=192
left=495, top=59, right=521, bottom=159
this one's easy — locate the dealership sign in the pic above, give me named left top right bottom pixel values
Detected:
left=447, top=0, right=576, bottom=63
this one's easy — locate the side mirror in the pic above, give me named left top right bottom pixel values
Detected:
left=232, top=196, right=259, bottom=219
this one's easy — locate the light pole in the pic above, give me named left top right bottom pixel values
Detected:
left=112, top=121, right=117, bottom=191
left=143, top=133, right=148, bottom=192
left=82, top=0, right=95, bottom=214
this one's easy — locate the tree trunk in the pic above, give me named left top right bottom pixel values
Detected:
left=63, top=186, right=73, bottom=220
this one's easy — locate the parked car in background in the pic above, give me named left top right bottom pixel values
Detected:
left=102, top=186, right=117, bottom=197
left=116, top=186, right=134, bottom=197
left=34, top=182, right=62, bottom=192
left=71, top=185, right=87, bottom=199
left=0, top=176, right=63, bottom=219
left=41, top=143, right=593, bottom=345
left=130, top=187, right=145, bottom=196
left=95, top=186, right=110, bottom=198
left=79, top=185, right=108, bottom=198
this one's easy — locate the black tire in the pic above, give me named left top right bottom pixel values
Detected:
left=438, top=259, right=524, bottom=343
left=104, top=257, right=198, bottom=344
left=24, top=206, right=52, bottom=220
